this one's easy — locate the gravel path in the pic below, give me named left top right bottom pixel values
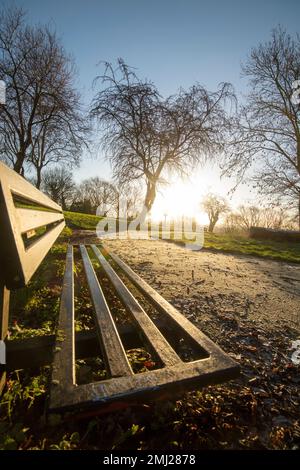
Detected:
left=103, top=239, right=300, bottom=336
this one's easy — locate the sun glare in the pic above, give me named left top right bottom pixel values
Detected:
left=148, top=164, right=246, bottom=225
left=150, top=178, right=209, bottom=225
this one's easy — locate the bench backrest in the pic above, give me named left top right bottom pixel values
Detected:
left=0, top=162, right=65, bottom=289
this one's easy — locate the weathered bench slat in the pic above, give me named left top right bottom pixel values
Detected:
left=16, top=208, right=64, bottom=233
left=0, top=280, right=10, bottom=395
left=50, top=351, right=238, bottom=410
left=80, top=245, right=132, bottom=377
left=0, top=282, right=9, bottom=341
left=23, top=221, right=65, bottom=283
left=91, top=245, right=181, bottom=368
left=0, top=163, right=65, bottom=288
left=0, top=372, right=6, bottom=397
left=51, top=245, right=75, bottom=392
left=104, top=247, right=230, bottom=358
left=0, top=162, right=62, bottom=212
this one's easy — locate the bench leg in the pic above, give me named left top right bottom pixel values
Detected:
left=0, top=280, right=10, bottom=395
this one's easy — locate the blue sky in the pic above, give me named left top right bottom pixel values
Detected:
left=2, top=0, right=300, bottom=212
left=8, top=0, right=299, bottom=96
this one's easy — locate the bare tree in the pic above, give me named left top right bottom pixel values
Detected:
left=235, top=205, right=261, bottom=231
left=69, top=192, right=92, bottom=215
left=252, top=159, right=300, bottom=228
left=42, top=167, right=74, bottom=210
left=118, top=181, right=143, bottom=219
left=0, top=7, right=87, bottom=178
left=202, top=193, right=229, bottom=233
left=77, top=177, right=118, bottom=216
left=224, top=27, right=300, bottom=227
left=90, top=59, right=235, bottom=218
left=225, top=204, right=295, bottom=232
left=29, top=101, right=88, bottom=189
left=259, top=207, right=285, bottom=229
left=224, top=212, right=242, bottom=234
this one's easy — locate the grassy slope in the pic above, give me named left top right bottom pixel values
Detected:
left=63, top=210, right=102, bottom=230
left=202, top=232, right=300, bottom=264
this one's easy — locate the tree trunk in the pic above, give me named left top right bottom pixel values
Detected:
left=116, top=195, right=120, bottom=220
left=13, top=151, right=25, bottom=175
left=208, top=220, right=215, bottom=233
left=208, top=214, right=219, bottom=233
left=144, top=181, right=156, bottom=213
left=36, top=167, right=42, bottom=189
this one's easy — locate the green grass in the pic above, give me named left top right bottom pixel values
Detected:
left=63, top=210, right=102, bottom=230
left=181, top=232, right=300, bottom=264
left=9, top=238, right=68, bottom=340
left=63, top=211, right=130, bottom=231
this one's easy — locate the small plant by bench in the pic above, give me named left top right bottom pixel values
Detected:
left=0, top=162, right=239, bottom=412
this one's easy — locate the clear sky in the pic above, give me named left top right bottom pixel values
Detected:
left=2, top=0, right=300, bottom=216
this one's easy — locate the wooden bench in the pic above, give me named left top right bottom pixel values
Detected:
left=0, top=162, right=240, bottom=412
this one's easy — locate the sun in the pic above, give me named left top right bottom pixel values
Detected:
left=148, top=164, right=236, bottom=226
left=150, top=178, right=209, bottom=225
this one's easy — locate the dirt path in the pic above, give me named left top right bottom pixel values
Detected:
left=102, top=239, right=300, bottom=336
